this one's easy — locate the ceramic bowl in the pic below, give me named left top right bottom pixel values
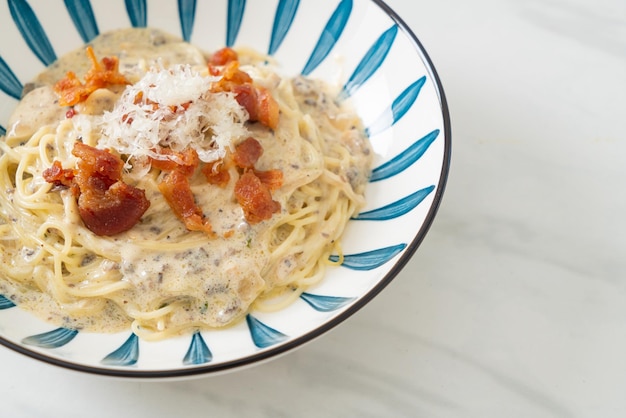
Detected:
left=0, top=0, right=450, bottom=378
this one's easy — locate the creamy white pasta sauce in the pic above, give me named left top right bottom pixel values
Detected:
left=0, top=28, right=371, bottom=338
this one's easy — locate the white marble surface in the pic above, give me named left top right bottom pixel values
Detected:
left=2, top=0, right=625, bottom=416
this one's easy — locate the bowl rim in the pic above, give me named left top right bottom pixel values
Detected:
left=0, top=0, right=452, bottom=378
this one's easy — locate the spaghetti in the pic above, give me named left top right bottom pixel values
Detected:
left=0, top=28, right=372, bottom=340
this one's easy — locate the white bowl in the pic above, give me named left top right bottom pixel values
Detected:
left=0, top=0, right=450, bottom=378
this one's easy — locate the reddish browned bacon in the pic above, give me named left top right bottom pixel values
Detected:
left=201, top=137, right=283, bottom=191
left=253, top=169, right=283, bottom=192
left=231, top=83, right=279, bottom=130
left=54, top=46, right=129, bottom=107
left=201, top=137, right=284, bottom=224
left=158, top=169, right=213, bottom=235
left=151, top=147, right=213, bottom=235
left=233, top=137, right=263, bottom=168
left=201, top=160, right=231, bottom=187
left=209, top=47, right=239, bottom=66
left=234, top=171, right=281, bottom=224
left=208, top=49, right=280, bottom=130
left=253, top=86, right=279, bottom=131
left=42, top=160, right=76, bottom=190
left=150, top=147, right=199, bottom=176
left=62, top=143, right=150, bottom=236
left=77, top=181, right=150, bottom=236
left=72, top=142, right=123, bottom=185
left=232, top=138, right=283, bottom=191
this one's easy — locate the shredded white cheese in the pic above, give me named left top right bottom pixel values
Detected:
left=99, top=65, right=249, bottom=164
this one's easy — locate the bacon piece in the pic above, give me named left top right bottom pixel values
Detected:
left=72, top=142, right=123, bottom=186
left=158, top=170, right=213, bottom=235
left=231, top=84, right=279, bottom=130
left=150, top=147, right=199, bottom=177
left=233, top=137, right=263, bottom=168
left=209, top=57, right=279, bottom=129
left=68, top=143, right=149, bottom=236
left=255, top=86, right=280, bottom=130
left=54, top=46, right=129, bottom=107
left=153, top=147, right=213, bottom=235
left=209, top=60, right=253, bottom=85
left=234, top=171, right=280, bottom=224
left=78, top=181, right=150, bottom=236
left=231, top=84, right=258, bottom=121
left=83, top=48, right=128, bottom=87
left=201, top=159, right=231, bottom=187
left=54, top=72, right=86, bottom=107
left=201, top=136, right=283, bottom=224
left=209, top=47, right=239, bottom=66
left=232, top=137, right=282, bottom=190
left=253, top=169, right=283, bottom=192
left=221, top=61, right=253, bottom=85
left=42, top=160, right=75, bottom=189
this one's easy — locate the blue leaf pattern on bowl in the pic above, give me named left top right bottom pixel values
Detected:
left=22, top=327, right=78, bottom=348
left=268, top=0, right=300, bottom=55
left=8, top=0, right=57, bottom=65
left=301, top=0, right=352, bottom=75
left=370, top=129, right=439, bottom=182
left=101, top=333, right=139, bottom=366
left=178, top=0, right=197, bottom=42
left=300, top=293, right=355, bottom=312
left=63, top=0, right=99, bottom=42
left=366, top=76, right=427, bottom=137
left=353, top=185, right=435, bottom=221
left=246, top=314, right=288, bottom=348
left=183, top=331, right=212, bottom=365
left=0, top=56, right=23, bottom=100
left=0, top=295, right=16, bottom=310
left=226, top=0, right=246, bottom=47
left=339, top=25, right=397, bottom=100
left=330, top=244, right=407, bottom=270
left=0, top=125, right=5, bottom=136
left=125, top=0, right=147, bottom=28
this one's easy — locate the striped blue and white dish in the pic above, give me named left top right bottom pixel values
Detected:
left=0, top=0, right=450, bottom=378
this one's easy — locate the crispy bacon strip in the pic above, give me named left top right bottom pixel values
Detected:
left=201, top=160, right=231, bottom=187
left=209, top=47, right=239, bottom=67
left=234, top=171, right=281, bottom=224
left=209, top=48, right=279, bottom=129
left=253, top=169, right=283, bottom=192
left=232, top=137, right=263, bottom=168
left=201, top=137, right=262, bottom=187
left=44, top=143, right=150, bottom=236
left=83, top=47, right=128, bottom=86
left=150, top=147, right=199, bottom=177
left=202, top=137, right=283, bottom=190
left=54, top=46, right=129, bottom=107
left=158, top=170, right=213, bottom=235
left=72, top=142, right=123, bottom=185
left=152, top=147, right=213, bottom=235
left=42, top=160, right=76, bottom=190
left=232, top=137, right=283, bottom=191
left=78, top=180, right=150, bottom=236
left=251, top=85, right=280, bottom=130
left=232, top=82, right=279, bottom=130
left=201, top=137, right=284, bottom=223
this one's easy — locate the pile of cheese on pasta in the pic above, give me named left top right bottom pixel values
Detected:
left=0, top=28, right=372, bottom=340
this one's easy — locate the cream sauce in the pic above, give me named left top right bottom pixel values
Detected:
left=0, top=28, right=372, bottom=335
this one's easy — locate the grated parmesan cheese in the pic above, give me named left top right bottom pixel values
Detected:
left=99, top=64, right=250, bottom=164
